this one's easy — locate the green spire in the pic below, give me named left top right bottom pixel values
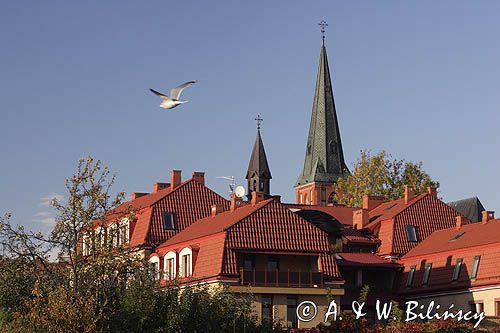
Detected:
left=296, top=34, right=348, bottom=187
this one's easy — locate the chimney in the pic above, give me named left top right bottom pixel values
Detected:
left=251, top=191, right=265, bottom=206
left=363, top=195, right=385, bottom=210
left=427, top=186, right=437, bottom=198
left=131, top=192, right=148, bottom=200
left=455, top=215, right=467, bottom=229
left=404, top=185, right=416, bottom=204
left=482, top=211, right=495, bottom=224
left=171, top=170, right=182, bottom=189
left=153, top=182, right=170, bottom=193
left=211, top=204, right=224, bottom=217
left=192, top=172, right=205, bottom=185
left=353, top=209, right=369, bottom=230
left=230, top=193, right=243, bottom=211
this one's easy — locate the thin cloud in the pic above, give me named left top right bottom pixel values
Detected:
left=39, top=192, right=64, bottom=207
left=33, top=211, right=56, bottom=227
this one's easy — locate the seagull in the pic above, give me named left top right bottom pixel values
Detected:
left=150, top=80, right=197, bottom=109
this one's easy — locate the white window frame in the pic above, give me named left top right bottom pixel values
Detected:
left=148, top=255, right=161, bottom=280
left=164, top=251, right=177, bottom=280
left=119, top=218, right=130, bottom=246
left=82, top=233, right=91, bottom=256
left=179, top=247, right=193, bottom=277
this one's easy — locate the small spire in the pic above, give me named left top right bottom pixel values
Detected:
left=255, top=114, right=263, bottom=131
left=318, top=19, right=328, bottom=45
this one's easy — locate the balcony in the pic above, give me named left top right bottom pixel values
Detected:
left=239, top=268, right=324, bottom=288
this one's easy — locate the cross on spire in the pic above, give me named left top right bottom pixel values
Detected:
left=318, top=19, right=328, bottom=44
left=255, top=115, right=263, bottom=130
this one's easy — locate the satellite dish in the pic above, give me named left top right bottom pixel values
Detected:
left=234, top=186, right=246, bottom=198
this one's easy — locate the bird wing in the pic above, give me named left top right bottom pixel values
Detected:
left=170, top=80, right=197, bottom=100
left=150, top=88, right=170, bottom=100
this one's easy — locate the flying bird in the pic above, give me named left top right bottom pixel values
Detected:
left=150, top=80, right=197, bottom=109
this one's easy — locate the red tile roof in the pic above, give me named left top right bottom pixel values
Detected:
left=101, top=178, right=229, bottom=248
left=341, top=227, right=380, bottom=245
left=365, top=193, right=461, bottom=257
left=399, top=220, right=500, bottom=294
left=158, top=199, right=342, bottom=280
left=403, top=218, right=500, bottom=258
left=283, top=203, right=357, bottom=226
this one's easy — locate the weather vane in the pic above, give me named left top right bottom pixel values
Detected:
left=255, top=115, right=263, bottom=130
left=318, top=19, right=328, bottom=42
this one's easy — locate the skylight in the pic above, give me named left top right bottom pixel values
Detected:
left=384, top=203, right=398, bottom=211
left=449, top=231, right=465, bottom=242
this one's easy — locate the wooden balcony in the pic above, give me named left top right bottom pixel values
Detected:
left=239, top=268, right=324, bottom=288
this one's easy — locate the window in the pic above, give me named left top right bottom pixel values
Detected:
left=422, top=263, right=432, bottom=286
left=82, top=234, right=91, bottom=256
left=450, top=231, right=465, bottom=242
left=179, top=248, right=193, bottom=277
left=496, top=300, right=500, bottom=316
left=286, top=297, right=298, bottom=328
left=452, top=258, right=463, bottom=281
left=163, top=212, right=175, bottom=230
left=300, top=194, right=303, bottom=204
left=267, top=256, right=279, bottom=270
left=243, top=256, right=254, bottom=270
left=253, top=180, right=257, bottom=191
left=321, top=189, right=326, bottom=205
left=470, top=256, right=481, bottom=279
left=181, top=254, right=191, bottom=277
left=261, top=296, right=273, bottom=326
left=406, top=225, right=418, bottom=242
left=406, top=265, right=416, bottom=287
left=384, top=203, right=398, bottom=211
left=164, top=251, right=176, bottom=280
left=148, top=256, right=160, bottom=280
left=469, top=302, right=484, bottom=314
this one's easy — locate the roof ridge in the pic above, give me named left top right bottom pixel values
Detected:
left=222, top=198, right=275, bottom=232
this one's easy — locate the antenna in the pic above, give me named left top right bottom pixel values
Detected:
left=216, top=176, right=236, bottom=194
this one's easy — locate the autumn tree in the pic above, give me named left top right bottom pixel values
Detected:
left=334, top=150, right=439, bottom=207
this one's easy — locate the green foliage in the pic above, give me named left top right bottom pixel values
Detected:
left=334, top=150, right=439, bottom=207
left=358, top=285, right=370, bottom=304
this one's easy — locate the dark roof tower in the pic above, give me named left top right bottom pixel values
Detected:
left=296, top=21, right=348, bottom=188
left=246, top=115, right=271, bottom=199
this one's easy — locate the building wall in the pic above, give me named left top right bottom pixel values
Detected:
left=250, top=293, right=340, bottom=329
left=406, top=285, right=500, bottom=317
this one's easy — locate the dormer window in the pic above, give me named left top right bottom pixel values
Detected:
left=179, top=247, right=193, bottom=277
left=470, top=256, right=480, bottom=279
left=422, top=263, right=432, bottom=286
left=163, top=212, right=175, bottom=231
left=452, top=258, right=463, bottom=281
left=164, top=251, right=177, bottom=280
left=406, top=265, right=416, bottom=287
left=406, top=225, right=418, bottom=242
left=148, top=256, right=160, bottom=280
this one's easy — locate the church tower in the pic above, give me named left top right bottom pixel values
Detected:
left=295, top=21, right=349, bottom=206
left=246, top=115, right=272, bottom=199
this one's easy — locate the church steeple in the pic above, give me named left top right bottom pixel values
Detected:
left=295, top=21, right=349, bottom=205
left=246, top=115, right=272, bottom=199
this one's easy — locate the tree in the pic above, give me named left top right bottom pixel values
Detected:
left=334, top=150, right=439, bottom=207
left=0, top=157, right=262, bottom=333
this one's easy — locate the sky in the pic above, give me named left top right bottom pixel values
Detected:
left=1, top=1, right=499, bottom=232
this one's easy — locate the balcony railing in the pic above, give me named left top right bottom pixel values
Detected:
left=239, top=268, right=323, bottom=288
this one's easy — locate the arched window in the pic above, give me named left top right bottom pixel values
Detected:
left=148, top=255, right=160, bottom=280
left=179, top=247, right=193, bottom=277
left=164, top=251, right=177, bottom=280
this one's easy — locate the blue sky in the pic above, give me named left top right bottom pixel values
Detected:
left=1, top=1, right=499, bottom=232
